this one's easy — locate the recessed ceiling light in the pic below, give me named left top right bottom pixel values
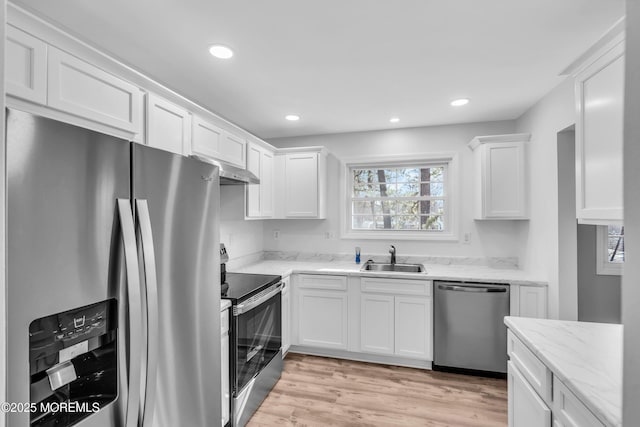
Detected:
left=209, top=44, right=234, bottom=59
left=285, top=115, right=300, bottom=121
left=451, top=98, right=470, bottom=106
left=389, top=117, right=400, bottom=123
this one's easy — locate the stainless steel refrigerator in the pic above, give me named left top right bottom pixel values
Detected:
left=6, top=108, right=222, bottom=426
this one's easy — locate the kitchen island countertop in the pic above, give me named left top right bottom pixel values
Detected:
left=505, top=316, right=622, bottom=427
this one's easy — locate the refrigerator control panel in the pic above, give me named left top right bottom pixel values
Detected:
left=28, top=299, right=118, bottom=426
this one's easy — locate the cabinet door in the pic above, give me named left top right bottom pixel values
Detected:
left=192, top=116, right=224, bottom=159
left=221, top=131, right=247, bottom=168
left=483, top=142, right=526, bottom=218
left=6, top=25, right=47, bottom=104
left=260, top=150, right=274, bottom=217
left=285, top=153, right=318, bottom=217
left=298, top=289, right=348, bottom=350
left=146, top=93, right=191, bottom=155
left=281, top=277, right=291, bottom=356
left=575, top=42, right=624, bottom=223
left=220, top=309, right=230, bottom=426
left=508, top=362, right=551, bottom=427
left=360, top=294, right=394, bottom=355
left=518, top=286, right=547, bottom=319
left=395, top=296, right=431, bottom=360
left=48, top=47, right=143, bottom=134
left=552, top=377, right=604, bottom=427
left=246, top=144, right=262, bottom=217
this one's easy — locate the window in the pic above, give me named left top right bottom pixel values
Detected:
left=596, top=225, right=624, bottom=275
left=343, top=155, right=457, bottom=240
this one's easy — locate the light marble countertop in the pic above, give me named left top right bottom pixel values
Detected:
left=505, top=316, right=622, bottom=427
left=230, top=259, right=547, bottom=286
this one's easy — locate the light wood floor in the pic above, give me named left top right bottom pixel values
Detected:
left=247, top=353, right=507, bottom=427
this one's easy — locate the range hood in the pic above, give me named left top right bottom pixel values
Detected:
left=190, top=155, right=259, bottom=185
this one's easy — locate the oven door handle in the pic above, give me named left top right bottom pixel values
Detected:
left=233, top=282, right=282, bottom=316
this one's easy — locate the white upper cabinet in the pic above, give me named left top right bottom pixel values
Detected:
left=192, top=116, right=246, bottom=168
left=275, top=147, right=328, bottom=219
left=221, top=131, right=247, bottom=168
left=468, top=134, right=530, bottom=220
left=48, top=47, right=143, bottom=134
left=6, top=25, right=47, bottom=104
left=574, top=36, right=624, bottom=225
left=246, top=142, right=275, bottom=218
left=147, top=93, right=192, bottom=156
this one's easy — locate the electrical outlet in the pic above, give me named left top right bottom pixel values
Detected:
left=273, top=230, right=280, bottom=240
left=324, top=232, right=331, bottom=239
left=463, top=232, right=471, bottom=244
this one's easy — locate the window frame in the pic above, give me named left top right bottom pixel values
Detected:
left=596, top=225, right=624, bottom=276
left=340, top=153, right=459, bottom=241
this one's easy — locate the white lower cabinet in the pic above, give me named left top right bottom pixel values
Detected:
left=395, top=296, right=431, bottom=359
left=552, top=377, right=604, bottom=427
left=360, top=278, right=432, bottom=360
left=507, top=330, right=604, bottom=427
left=281, top=276, right=291, bottom=356
left=508, top=361, right=551, bottom=427
left=360, top=294, right=394, bottom=354
left=511, top=285, right=548, bottom=319
left=295, top=275, right=348, bottom=350
left=220, top=306, right=230, bottom=427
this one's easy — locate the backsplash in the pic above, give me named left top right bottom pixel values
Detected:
left=262, top=251, right=519, bottom=269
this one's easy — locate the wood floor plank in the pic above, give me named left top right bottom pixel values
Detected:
left=247, top=353, right=507, bottom=427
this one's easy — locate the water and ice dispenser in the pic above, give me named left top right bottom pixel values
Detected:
left=28, top=299, right=118, bottom=426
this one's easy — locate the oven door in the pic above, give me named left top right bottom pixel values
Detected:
left=233, top=283, right=282, bottom=394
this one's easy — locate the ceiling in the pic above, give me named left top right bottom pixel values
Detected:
left=10, top=0, right=625, bottom=139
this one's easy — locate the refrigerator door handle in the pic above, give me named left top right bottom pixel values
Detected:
left=117, top=199, right=144, bottom=427
left=136, top=199, right=160, bottom=427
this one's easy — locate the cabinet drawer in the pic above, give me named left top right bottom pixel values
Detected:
left=553, top=377, right=604, bottom=427
left=507, top=330, right=552, bottom=404
left=361, top=277, right=431, bottom=296
left=297, top=274, right=347, bottom=290
left=220, top=308, right=229, bottom=334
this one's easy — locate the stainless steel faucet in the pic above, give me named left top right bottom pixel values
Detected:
left=389, top=245, right=396, bottom=265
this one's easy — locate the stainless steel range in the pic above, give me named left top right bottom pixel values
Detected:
left=222, top=272, right=283, bottom=427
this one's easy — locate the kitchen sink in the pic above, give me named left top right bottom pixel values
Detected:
left=360, top=262, right=426, bottom=273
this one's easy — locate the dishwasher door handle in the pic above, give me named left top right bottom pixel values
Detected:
left=437, top=284, right=508, bottom=293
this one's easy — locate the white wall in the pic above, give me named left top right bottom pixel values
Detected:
left=515, top=79, right=575, bottom=319
left=220, top=185, right=264, bottom=266
left=266, top=120, right=525, bottom=261
left=624, top=0, right=640, bottom=423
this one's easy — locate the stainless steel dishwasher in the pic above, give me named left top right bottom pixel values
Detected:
left=433, top=281, right=510, bottom=374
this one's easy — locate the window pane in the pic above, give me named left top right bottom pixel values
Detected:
left=397, top=200, right=419, bottom=215
left=399, top=168, right=420, bottom=183
left=419, top=199, right=444, bottom=215
left=352, top=215, right=374, bottom=229
left=392, top=216, right=420, bottom=230
left=424, top=166, right=444, bottom=182
left=607, top=225, right=624, bottom=263
left=420, top=215, right=444, bottom=230
left=396, top=182, right=419, bottom=197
